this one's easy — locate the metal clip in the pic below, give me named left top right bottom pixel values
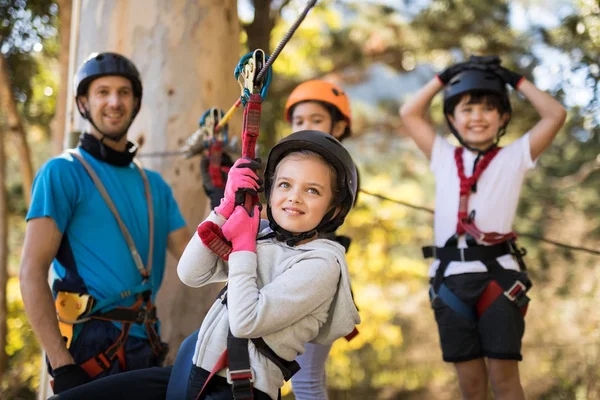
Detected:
left=237, top=49, right=267, bottom=95
left=227, top=368, right=255, bottom=384
left=504, top=281, right=527, bottom=302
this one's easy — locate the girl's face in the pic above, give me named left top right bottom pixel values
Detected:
left=270, top=153, right=335, bottom=236
left=291, top=101, right=347, bottom=139
left=448, top=95, right=509, bottom=150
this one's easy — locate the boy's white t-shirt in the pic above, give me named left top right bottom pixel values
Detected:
left=429, top=134, right=536, bottom=277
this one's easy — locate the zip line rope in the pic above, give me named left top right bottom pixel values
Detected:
left=358, top=189, right=600, bottom=256
left=139, top=0, right=319, bottom=160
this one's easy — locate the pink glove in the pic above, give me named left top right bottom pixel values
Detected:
left=221, top=204, right=261, bottom=253
left=214, top=157, right=262, bottom=219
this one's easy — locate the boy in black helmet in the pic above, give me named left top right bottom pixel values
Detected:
left=400, top=56, right=566, bottom=399
left=19, top=52, right=190, bottom=394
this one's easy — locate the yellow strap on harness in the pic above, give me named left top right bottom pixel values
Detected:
left=55, top=291, right=94, bottom=348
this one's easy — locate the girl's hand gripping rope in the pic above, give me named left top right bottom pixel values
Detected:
left=199, top=50, right=272, bottom=260
left=222, top=204, right=262, bottom=253
left=214, top=157, right=263, bottom=219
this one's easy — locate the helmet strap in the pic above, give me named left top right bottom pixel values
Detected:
left=266, top=203, right=341, bottom=246
left=446, top=117, right=501, bottom=155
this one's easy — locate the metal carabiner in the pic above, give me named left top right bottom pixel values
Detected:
left=236, top=49, right=267, bottom=96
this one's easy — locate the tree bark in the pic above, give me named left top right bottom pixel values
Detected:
left=0, top=128, right=8, bottom=379
left=72, top=0, right=241, bottom=360
left=51, top=0, right=72, bottom=155
left=0, top=54, right=34, bottom=208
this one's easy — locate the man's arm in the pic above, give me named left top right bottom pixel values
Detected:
left=19, top=217, right=74, bottom=369
left=399, top=78, right=443, bottom=160
left=517, top=79, right=567, bottom=160
left=167, top=225, right=192, bottom=261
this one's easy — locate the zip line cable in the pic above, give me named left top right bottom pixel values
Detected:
left=137, top=0, right=319, bottom=159
left=358, top=189, right=600, bottom=256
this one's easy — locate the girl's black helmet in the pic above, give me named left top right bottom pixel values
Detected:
left=74, top=52, right=143, bottom=119
left=264, top=130, right=358, bottom=244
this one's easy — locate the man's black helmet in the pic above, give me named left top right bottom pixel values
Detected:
left=264, top=130, right=358, bottom=243
left=74, top=52, right=143, bottom=119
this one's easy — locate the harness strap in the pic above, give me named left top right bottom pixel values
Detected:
left=422, top=241, right=513, bottom=263
left=89, top=281, right=152, bottom=315
left=196, top=349, right=230, bottom=400
left=67, top=149, right=154, bottom=278
left=196, top=285, right=300, bottom=399
left=228, top=332, right=254, bottom=400
left=427, top=242, right=531, bottom=321
left=454, top=147, right=516, bottom=244
left=208, top=141, right=226, bottom=189
left=220, top=286, right=300, bottom=381
left=251, top=337, right=300, bottom=381
left=79, top=295, right=142, bottom=378
left=63, top=150, right=162, bottom=376
left=454, top=147, right=500, bottom=235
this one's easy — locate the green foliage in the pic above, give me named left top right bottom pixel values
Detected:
left=1, top=0, right=58, bottom=132
left=3, top=0, right=599, bottom=398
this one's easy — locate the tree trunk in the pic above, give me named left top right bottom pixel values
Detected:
left=0, top=54, right=34, bottom=208
left=0, top=128, right=8, bottom=379
left=72, top=0, right=241, bottom=360
left=245, top=0, right=278, bottom=151
left=51, top=0, right=73, bottom=155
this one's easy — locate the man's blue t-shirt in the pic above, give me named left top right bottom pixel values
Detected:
left=27, top=149, right=186, bottom=338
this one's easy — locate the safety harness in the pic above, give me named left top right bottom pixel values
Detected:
left=194, top=285, right=300, bottom=400
left=423, top=147, right=531, bottom=322
left=55, top=149, right=164, bottom=379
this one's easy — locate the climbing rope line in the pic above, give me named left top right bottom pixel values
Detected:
left=359, top=189, right=600, bottom=256
left=138, top=0, right=319, bottom=158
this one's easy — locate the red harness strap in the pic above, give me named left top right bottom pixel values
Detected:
left=208, top=141, right=226, bottom=189
left=196, top=350, right=230, bottom=400
left=454, top=147, right=516, bottom=244
left=80, top=295, right=145, bottom=378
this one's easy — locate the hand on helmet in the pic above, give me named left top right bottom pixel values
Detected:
left=436, top=61, right=473, bottom=85
left=214, top=157, right=263, bottom=219
left=221, top=204, right=262, bottom=253
left=490, top=65, right=524, bottom=89
left=468, top=55, right=501, bottom=66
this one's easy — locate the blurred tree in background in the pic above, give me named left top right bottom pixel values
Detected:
left=2, top=0, right=599, bottom=398
left=0, top=1, right=58, bottom=398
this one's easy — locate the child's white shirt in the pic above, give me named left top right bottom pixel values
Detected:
left=429, top=134, right=536, bottom=277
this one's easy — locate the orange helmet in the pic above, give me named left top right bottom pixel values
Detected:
left=284, top=80, right=352, bottom=130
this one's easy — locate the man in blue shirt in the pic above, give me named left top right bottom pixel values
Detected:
left=19, top=52, right=191, bottom=394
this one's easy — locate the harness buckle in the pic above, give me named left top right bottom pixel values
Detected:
left=227, top=368, right=255, bottom=384
left=428, top=286, right=438, bottom=307
left=135, top=307, right=156, bottom=325
left=504, top=280, right=528, bottom=307
left=459, top=248, right=466, bottom=262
